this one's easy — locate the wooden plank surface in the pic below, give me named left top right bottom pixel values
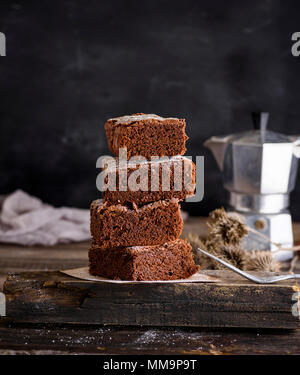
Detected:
left=0, top=242, right=89, bottom=292
left=0, top=217, right=300, bottom=354
left=3, top=270, right=299, bottom=329
left=1, top=324, right=300, bottom=355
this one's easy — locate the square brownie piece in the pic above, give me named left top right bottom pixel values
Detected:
left=90, top=198, right=183, bottom=249
left=88, top=239, right=199, bottom=281
left=102, top=155, right=196, bottom=206
left=105, top=113, right=188, bottom=159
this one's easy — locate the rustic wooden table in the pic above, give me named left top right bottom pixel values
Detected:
left=0, top=217, right=300, bottom=355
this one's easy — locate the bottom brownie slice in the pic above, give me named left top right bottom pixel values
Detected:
left=88, top=238, right=199, bottom=281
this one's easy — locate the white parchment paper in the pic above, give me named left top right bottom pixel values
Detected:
left=61, top=267, right=219, bottom=284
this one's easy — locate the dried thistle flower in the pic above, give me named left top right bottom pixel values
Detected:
left=247, top=251, right=281, bottom=272
left=183, top=232, right=207, bottom=250
left=207, top=207, right=248, bottom=246
left=182, top=232, right=210, bottom=267
left=221, top=245, right=250, bottom=270
left=185, top=205, right=282, bottom=273
left=204, top=243, right=249, bottom=270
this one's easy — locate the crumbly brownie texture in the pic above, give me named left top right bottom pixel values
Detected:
left=102, top=156, right=196, bottom=205
left=88, top=239, right=200, bottom=281
left=105, top=113, right=188, bottom=159
left=90, top=198, right=183, bottom=249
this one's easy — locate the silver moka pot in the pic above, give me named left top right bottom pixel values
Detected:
left=205, top=112, right=300, bottom=261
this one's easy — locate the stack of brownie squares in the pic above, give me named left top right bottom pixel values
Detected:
left=89, top=113, right=199, bottom=280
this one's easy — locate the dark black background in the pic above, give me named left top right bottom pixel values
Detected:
left=0, top=0, right=300, bottom=218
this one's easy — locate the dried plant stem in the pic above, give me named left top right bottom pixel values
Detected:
left=247, top=226, right=300, bottom=252
left=272, top=245, right=300, bottom=253
left=289, top=255, right=299, bottom=273
left=246, top=226, right=282, bottom=247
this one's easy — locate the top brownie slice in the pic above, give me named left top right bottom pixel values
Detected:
left=105, top=113, right=188, bottom=159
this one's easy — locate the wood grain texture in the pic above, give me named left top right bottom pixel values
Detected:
left=3, top=270, right=299, bottom=329
left=1, top=324, right=300, bottom=355
left=0, top=217, right=300, bottom=353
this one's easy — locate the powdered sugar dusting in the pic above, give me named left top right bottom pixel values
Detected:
left=135, top=330, right=158, bottom=344
left=108, top=114, right=177, bottom=125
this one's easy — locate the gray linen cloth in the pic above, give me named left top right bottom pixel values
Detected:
left=0, top=190, right=90, bottom=246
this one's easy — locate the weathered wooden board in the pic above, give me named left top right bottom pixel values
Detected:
left=2, top=270, right=300, bottom=329
left=2, top=324, right=300, bottom=355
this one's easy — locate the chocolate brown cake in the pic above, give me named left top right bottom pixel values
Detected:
left=105, top=113, right=188, bottom=159
left=89, top=239, right=199, bottom=281
left=102, top=155, right=196, bottom=205
left=90, top=198, right=183, bottom=249
left=88, top=112, right=197, bottom=281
